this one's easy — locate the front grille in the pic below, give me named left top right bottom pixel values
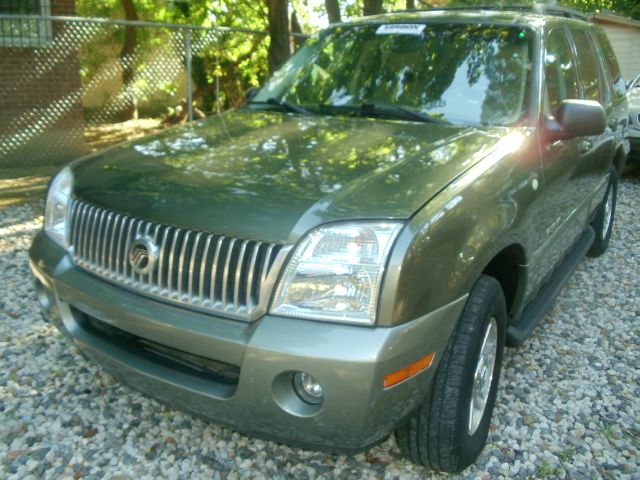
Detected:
left=68, top=200, right=288, bottom=320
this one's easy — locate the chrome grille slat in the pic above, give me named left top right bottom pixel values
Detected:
left=90, top=208, right=102, bottom=265
left=167, top=228, right=181, bottom=298
left=122, top=217, right=136, bottom=279
left=69, top=201, right=81, bottom=250
left=198, top=234, right=213, bottom=305
left=139, top=222, right=153, bottom=284
left=210, top=235, right=224, bottom=307
left=157, top=228, right=170, bottom=294
left=188, top=232, right=203, bottom=303
left=245, top=241, right=261, bottom=311
left=259, top=244, right=275, bottom=304
left=68, top=200, right=285, bottom=321
left=150, top=224, right=162, bottom=290
left=114, top=214, right=127, bottom=276
left=95, top=210, right=107, bottom=269
left=101, top=212, right=114, bottom=275
left=107, top=213, right=120, bottom=275
left=177, top=230, right=192, bottom=301
left=222, top=238, right=238, bottom=310
left=234, top=240, right=249, bottom=311
left=81, top=205, right=93, bottom=261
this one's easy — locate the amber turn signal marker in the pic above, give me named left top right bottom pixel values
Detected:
left=383, top=352, right=436, bottom=389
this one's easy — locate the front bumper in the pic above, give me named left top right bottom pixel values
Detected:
left=29, top=231, right=464, bottom=452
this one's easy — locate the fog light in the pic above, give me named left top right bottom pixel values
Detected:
left=292, top=372, right=324, bottom=405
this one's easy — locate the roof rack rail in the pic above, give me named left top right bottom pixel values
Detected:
left=398, top=4, right=590, bottom=23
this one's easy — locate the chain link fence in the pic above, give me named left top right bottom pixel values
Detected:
left=0, top=14, right=302, bottom=179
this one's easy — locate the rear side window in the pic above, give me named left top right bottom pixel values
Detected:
left=544, top=29, right=579, bottom=113
left=594, top=30, right=627, bottom=103
left=594, top=30, right=621, bottom=82
left=572, top=29, right=604, bottom=103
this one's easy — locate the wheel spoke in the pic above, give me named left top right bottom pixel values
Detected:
left=602, top=186, right=614, bottom=241
left=468, top=317, right=498, bottom=436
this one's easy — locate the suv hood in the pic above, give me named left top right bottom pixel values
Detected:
left=73, top=111, right=504, bottom=243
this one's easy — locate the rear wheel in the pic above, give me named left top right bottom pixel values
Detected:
left=395, top=275, right=506, bottom=473
left=587, top=166, right=617, bottom=257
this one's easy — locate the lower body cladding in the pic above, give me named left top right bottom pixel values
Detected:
left=29, top=232, right=464, bottom=452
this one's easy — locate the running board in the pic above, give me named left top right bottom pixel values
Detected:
left=506, top=226, right=595, bottom=347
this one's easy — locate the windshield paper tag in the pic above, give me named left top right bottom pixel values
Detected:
left=376, top=24, right=425, bottom=36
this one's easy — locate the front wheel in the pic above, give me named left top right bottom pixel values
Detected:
left=395, top=275, right=506, bottom=473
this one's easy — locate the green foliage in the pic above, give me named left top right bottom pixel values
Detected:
left=77, top=1, right=275, bottom=112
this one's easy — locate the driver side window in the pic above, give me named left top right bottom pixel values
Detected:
left=544, top=29, right=579, bottom=115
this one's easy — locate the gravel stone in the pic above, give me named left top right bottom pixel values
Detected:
left=1, top=172, right=639, bottom=479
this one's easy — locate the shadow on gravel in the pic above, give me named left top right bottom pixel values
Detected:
left=0, top=175, right=52, bottom=209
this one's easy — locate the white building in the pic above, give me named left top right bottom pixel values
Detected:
left=590, top=11, right=640, bottom=82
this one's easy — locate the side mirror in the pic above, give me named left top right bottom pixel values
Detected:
left=546, top=99, right=606, bottom=141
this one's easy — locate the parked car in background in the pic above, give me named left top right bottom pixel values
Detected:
left=29, top=5, right=628, bottom=473
left=627, top=74, right=640, bottom=164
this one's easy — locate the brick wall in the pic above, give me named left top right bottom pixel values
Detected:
left=0, top=0, right=85, bottom=171
left=51, top=0, right=76, bottom=15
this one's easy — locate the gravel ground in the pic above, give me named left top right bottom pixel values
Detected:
left=1, top=174, right=639, bottom=480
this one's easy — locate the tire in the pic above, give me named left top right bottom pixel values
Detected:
left=587, top=166, right=618, bottom=257
left=395, top=275, right=507, bottom=473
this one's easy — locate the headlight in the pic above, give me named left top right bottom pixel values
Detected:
left=44, top=166, right=73, bottom=249
left=270, top=222, right=403, bottom=324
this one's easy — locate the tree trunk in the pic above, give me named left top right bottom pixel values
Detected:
left=325, top=0, right=341, bottom=23
left=291, top=9, right=303, bottom=50
left=267, top=0, right=290, bottom=73
left=121, top=0, right=138, bottom=120
left=363, top=0, right=383, bottom=16
left=406, top=0, right=416, bottom=9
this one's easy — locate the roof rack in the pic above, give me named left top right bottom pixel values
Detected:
left=399, top=4, right=590, bottom=23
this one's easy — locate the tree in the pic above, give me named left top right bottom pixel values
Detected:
left=325, top=0, right=342, bottom=23
left=267, top=0, right=291, bottom=73
left=363, top=0, right=384, bottom=15
left=291, top=9, right=304, bottom=49
left=120, top=0, right=138, bottom=119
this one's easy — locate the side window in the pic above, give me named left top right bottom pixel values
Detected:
left=544, top=29, right=579, bottom=114
left=594, top=30, right=626, bottom=103
left=594, top=30, right=621, bottom=81
left=572, top=29, right=605, bottom=103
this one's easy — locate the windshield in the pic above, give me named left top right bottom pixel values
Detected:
left=253, top=23, right=534, bottom=126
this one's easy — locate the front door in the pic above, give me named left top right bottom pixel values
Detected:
left=525, top=27, right=595, bottom=300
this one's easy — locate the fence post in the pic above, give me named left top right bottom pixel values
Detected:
left=184, top=27, right=194, bottom=122
left=215, top=32, right=221, bottom=114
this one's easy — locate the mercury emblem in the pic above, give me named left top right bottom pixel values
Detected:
left=128, top=236, right=158, bottom=275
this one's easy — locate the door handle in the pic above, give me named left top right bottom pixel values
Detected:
left=579, top=140, right=593, bottom=154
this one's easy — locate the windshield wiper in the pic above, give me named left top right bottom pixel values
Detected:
left=318, top=102, right=449, bottom=124
left=248, top=97, right=312, bottom=115
left=362, top=102, right=449, bottom=124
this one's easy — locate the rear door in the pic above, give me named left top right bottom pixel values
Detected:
left=570, top=27, right=615, bottom=184
left=591, top=29, right=628, bottom=175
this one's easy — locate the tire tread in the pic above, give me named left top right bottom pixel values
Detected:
left=395, top=275, right=506, bottom=473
